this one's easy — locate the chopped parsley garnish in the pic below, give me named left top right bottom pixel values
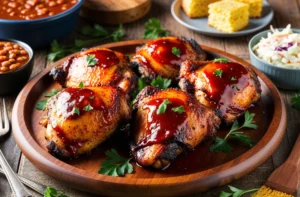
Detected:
left=98, top=149, right=133, bottom=177
left=231, top=77, right=236, bottom=81
left=36, top=100, right=48, bottom=111
left=150, top=76, right=172, bottom=89
left=291, top=93, right=300, bottom=110
left=213, top=69, right=223, bottom=78
left=83, top=104, right=93, bottom=112
left=210, top=111, right=257, bottom=154
left=232, top=84, right=238, bottom=90
left=79, top=82, right=84, bottom=88
left=86, top=54, right=98, bottom=67
left=73, top=107, right=80, bottom=115
left=171, top=106, right=185, bottom=114
left=213, top=58, right=229, bottom=63
left=172, top=47, right=181, bottom=57
left=157, top=99, right=172, bottom=114
left=44, top=186, right=68, bottom=197
left=44, top=89, right=60, bottom=97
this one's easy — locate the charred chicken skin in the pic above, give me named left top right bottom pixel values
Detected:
left=131, top=37, right=206, bottom=82
left=179, top=60, right=261, bottom=123
left=50, top=48, right=137, bottom=94
left=131, top=87, right=221, bottom=169
left=40, top=86, right=131, bottom=159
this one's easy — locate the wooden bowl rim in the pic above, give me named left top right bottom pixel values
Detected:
left=12, top=39, right=287, bottom=187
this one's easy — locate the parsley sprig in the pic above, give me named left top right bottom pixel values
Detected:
left=210, top=111, right=257, bottom=154
left=98, top=149, right=133, bottom=177
left=220, top=185, right=259, bottom=197
left=48, top=24, right=124, bottom=62
left=171, top=106, right=185, bottom=114
left=36, top=89, right=60, bottom=111
left=86, top=54, right=98, bottom=67
left=291, top=93, right=300, bottom=110
left=143, top=18, right=169, bottom=39
left=172, top=47, right=181, bottom=57
left=44, top=187, right=68, bottom=197
left=213, top=58, right=229, bottom=63
left=157, top=99, right=172, bottom=114
left=213, top=69, right=223, bottom=78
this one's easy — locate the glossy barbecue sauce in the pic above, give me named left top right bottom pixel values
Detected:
left=86, top=50, right=119, bottom=68
left=52, top=88, right=105, bottom=155
left=202, top=62, right=250, bottom=114
left=137, top=98, right=188, bottom=148
left=145, top=38, right=187, bottom=66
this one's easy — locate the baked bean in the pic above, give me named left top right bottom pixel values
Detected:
left=1, top=61, right=10, bottom=67
left=24, top=4, right=32, bottom=9
left=17, top=56, right=27, bottom=61
left=9, top=53, right=16, bottom=59
left=0, top=50, right=7, bottom=55
left=21, top=9, right=30, bottom=14
left=0, top=67, right=8, bottom=72
left=7, top=8, right=12, bottom=13
left=26, top=0, right=38, bottom=6
left=57, top=0, right=65, bottom=4
left=4, top=43, right=11, bottom=47
left=10, top=49, right=20, bottom=54
left=8, top=2, right=18, bottom=8
left=48, top=1, right=57, bottom=7
left=10, top=12, right=16, bottom=16
left=9, top=59, right=16, bottom=63
left=36, top=4, right=44, bottom=9
left=3, top=1, right=8, bottom=4
left=48, top=12, right=54, bottom=16
left=71, top=0, right=76, bottom=4
left=4, top=46, right=13, bottom=51
left=20, top=50, right=27, bottom=55
left=13, top=44, right=19, bottom=49
left=9, top=63, right=21, bottom=70
left=0, top=56, right=7, bottom=61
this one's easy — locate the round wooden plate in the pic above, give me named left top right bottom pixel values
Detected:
left=12, top=40, right=287, bottom=197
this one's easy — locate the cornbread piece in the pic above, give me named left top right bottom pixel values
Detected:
left=208, top=1, right=249, bottom=33
left=182, top=0, right=220, bottom=18
left=231, top=0, right=263, bottom=17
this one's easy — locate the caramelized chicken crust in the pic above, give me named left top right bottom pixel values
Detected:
left=131, top=87, right=221, bottom=169
left=39, top=86, right=131, bottom=159
left=179, top=60, right=261, bottom=123
left=131, top=37, right=206, bottom=82
left=49, top=48, right=137, bottom=94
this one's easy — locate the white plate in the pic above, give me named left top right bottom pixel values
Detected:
left=171, top=0, right=274, bottom=37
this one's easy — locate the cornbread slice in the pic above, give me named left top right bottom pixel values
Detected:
left=208, top=1, right=249, bottom=33
left=182, top=0, right=221, bottom=18
left=226, top=0, right=263, bottom=17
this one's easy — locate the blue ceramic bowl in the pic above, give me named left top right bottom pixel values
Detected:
left=249, top=29, right=300, bottom=90
left=0, top=0, right=84, bottom=49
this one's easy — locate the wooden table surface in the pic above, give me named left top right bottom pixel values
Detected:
left=1, top=0, right=300, bottom=196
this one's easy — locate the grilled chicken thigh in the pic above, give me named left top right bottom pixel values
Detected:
left=131, top=37, right=206, bottom=82
left=179, top=60, right=261, bottom=123
left=40, top=86, right=131, bottom=159
left=50, top=48, right=137, bottom=94
left=131, top=87, right=221, bottom=169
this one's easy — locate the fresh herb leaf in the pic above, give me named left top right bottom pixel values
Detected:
left=157, top=99, right=172, bottom=114
left=143, top=18, right=169, bottom=39
left=90, top=95, right=94, bottom=100
left=126, top=54, right=133, bottom=59
left=219, top=185, right=259, bottom=197
left=44, top=89, right=60, bottom=97
left=291, top=93, right=300, bottom=110
left=36, top=99, right=48, bottom=111
left=44, top=187, right=68, bottom=197
left=86, top=54, right=98, bottom=67
left=83, top=104, right=93, bottom=112
left=79, top=82, right=84, bottom=88
left=171, top=106, right=185, bottom=114
left=172, top=47, right=181, bottom=57
left=98, top=149, right=133, bottom=177
left=151, top=76, right=171, bottom=89
left=232, top=84, right=238, bottom=90
left=73, top=107, right=80, bottom=115
left=111, top=24, right=125, bottom=42
left=132, top=78, right=147, bottom=100
left=213, top=69, right=223, bottom=78
left=213, top=58, right=229, bottom=63
left=80, top=24, right=108, bottom=37
left=210, top=111, right=257, bottom=153
left=231, top=77, right=236, bottom=81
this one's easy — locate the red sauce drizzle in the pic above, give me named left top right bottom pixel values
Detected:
left=137, top=98, right=188, bottom=148
left=202, top=62, right=250, bottom=114
left=145, top=38, right=187, bottom=66
left=55, top=88, right=105, bottom=120
left=87, top=50, right=119, bottom=68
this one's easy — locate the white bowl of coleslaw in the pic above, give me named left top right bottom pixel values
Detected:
left=249, top=25, right=300, bottom=90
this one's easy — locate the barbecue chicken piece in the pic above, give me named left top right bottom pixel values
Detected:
left=39, top=86, right=131, bottom=159
left=50, top=48, right=137, bottom=94
left=131, top=37, right=206, bottom=82
left=131, top=87, right=221, bottom=169
left=179, top=59, right=261, bottom=123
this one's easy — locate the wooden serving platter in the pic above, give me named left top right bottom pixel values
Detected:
left=12, top=40, right=287, bottom=197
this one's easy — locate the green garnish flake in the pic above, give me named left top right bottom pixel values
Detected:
left=172, top=47, right=181, bottom=57
left=150, top=76, right=172, bottom=89
left=291, top=93, right=300, bottom=110
left=157, top=99, right=172, bottom=114
left=210, top=111, right=257, bottom=154
left=213, top=69, right=223, bottom=78
left=232, top=84, right=238, bottom=90
left=44, top=89, right=60, bottom=97
left=219, top=185, right=259, bottom=197
left=83, top=104, right=93, bottom=112
left=143, top=18, right=169, bottom=39
left=213, top=58, right=229, bottom=63
left=36, top=99, right=48, bottom=111
left=98, top=149, right=133, bottom=177
left=90, top=95, right=94, bottom=100
left=231, top=77, right=236, bottom=81
left=44, top=186, right=68, bottom=197
left=171, top=106, right=185, bottom=114
left=73, top=107, right=80, bottom=115
left=79, top=82, right=84, bottom=88
left=86, top=54, right=98, bottom=67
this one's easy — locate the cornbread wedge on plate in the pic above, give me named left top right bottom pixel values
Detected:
left=182, top=0, right=220, bottom=18
left=228, top=0, right=263, bottom=17
left=208, top=1, right=249, bottom=33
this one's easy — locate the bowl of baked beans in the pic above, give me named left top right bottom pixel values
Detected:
left=0, top=39, right=34, bottom=95
left=0, top=0, right=84, bottom=48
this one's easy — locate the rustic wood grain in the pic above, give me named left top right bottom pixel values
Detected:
left=0, top=0, right=298, bottom=196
